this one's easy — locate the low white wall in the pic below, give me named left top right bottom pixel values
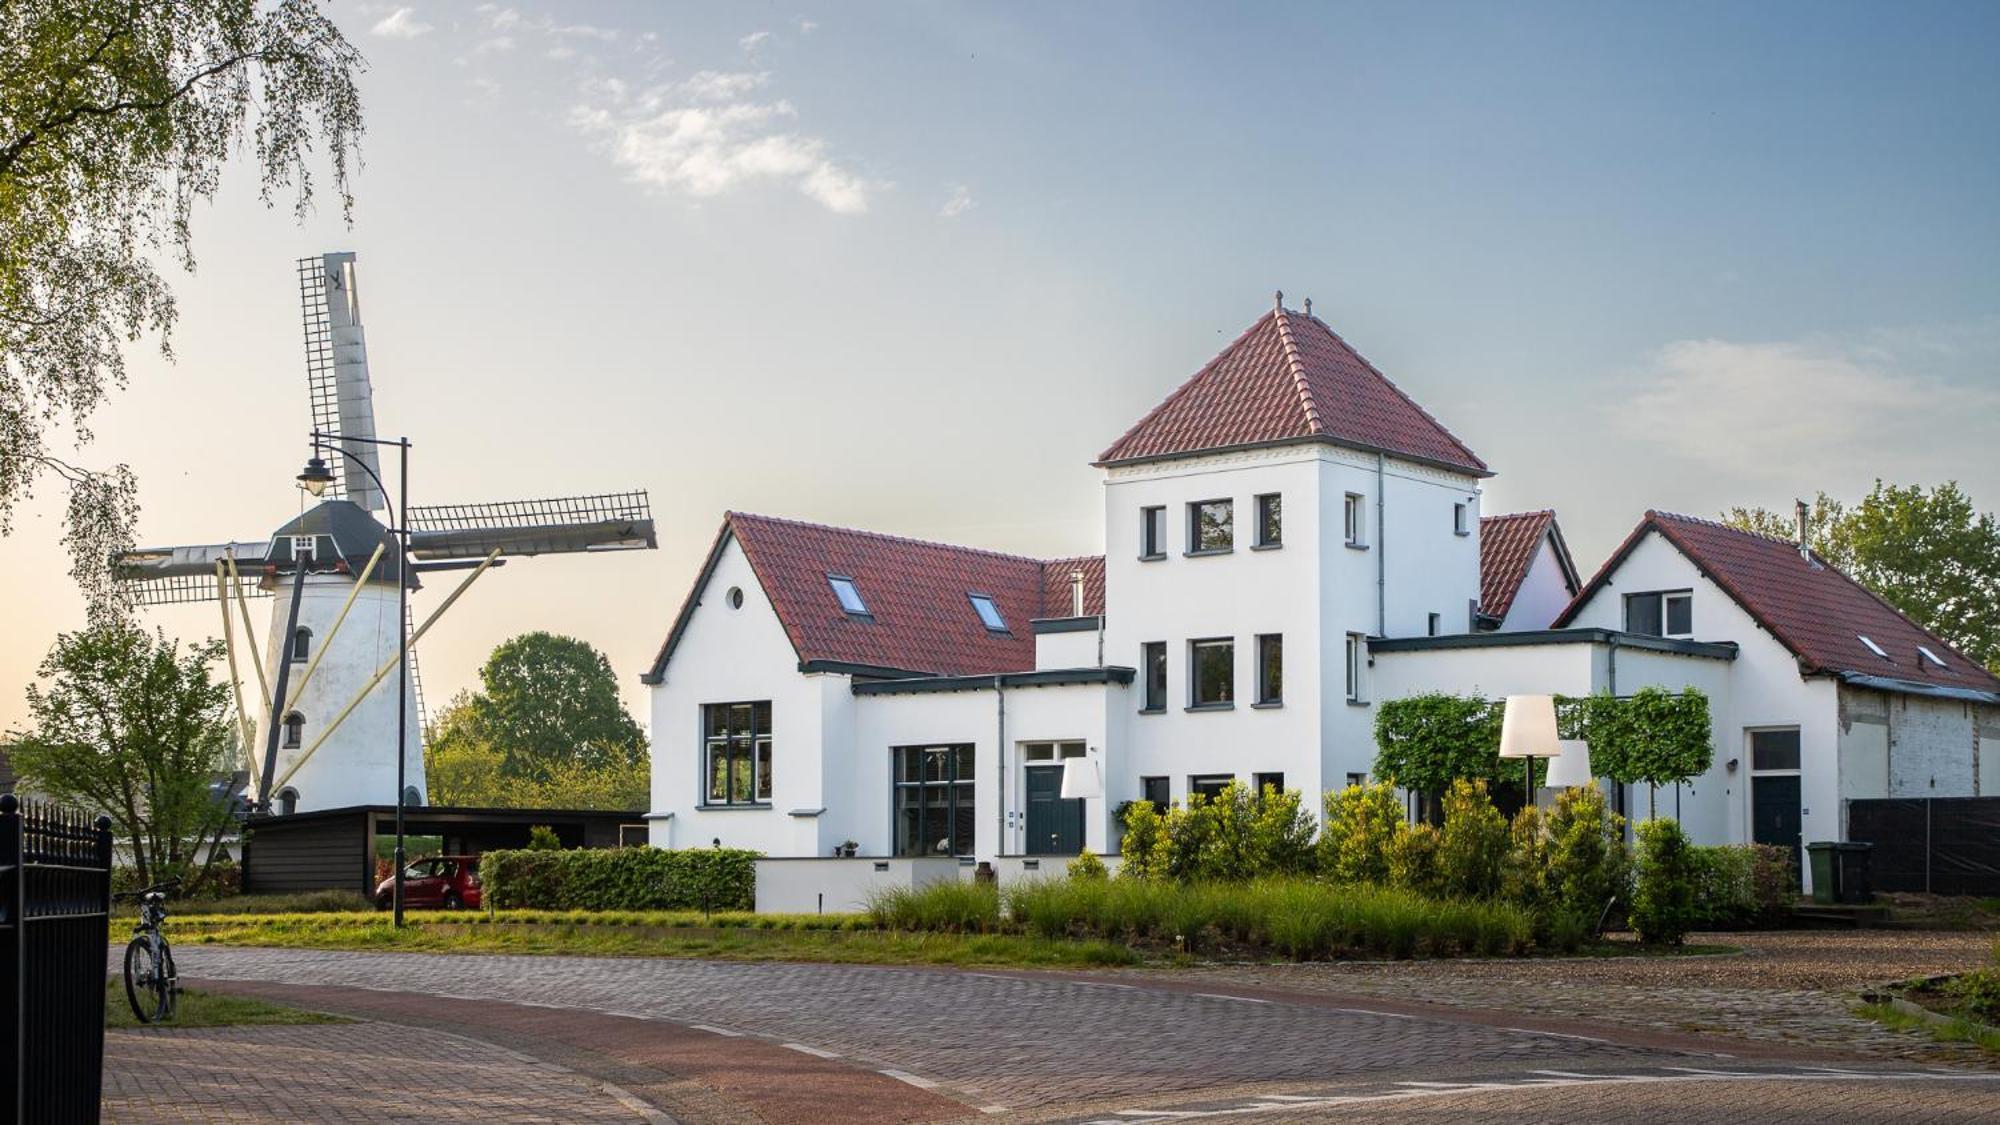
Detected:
left=971, top=853, right=1124, bottom=884
left=754, top=856, right=964, bottom=914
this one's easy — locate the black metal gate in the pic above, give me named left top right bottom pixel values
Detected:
left=1, top=793, right=114, bottom=1124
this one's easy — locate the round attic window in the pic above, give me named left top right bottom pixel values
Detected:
left=727, top=586, right=744, bottom=609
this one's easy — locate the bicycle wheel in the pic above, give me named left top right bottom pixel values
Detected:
left=123, top=936, right=169, bottom=1024
left=158, top=940, right=179, bottom=1020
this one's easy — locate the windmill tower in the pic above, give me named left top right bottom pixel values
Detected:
left=112, top=253, right=656, bottom=815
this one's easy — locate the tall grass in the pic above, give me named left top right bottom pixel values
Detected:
left=876, top=877, right=1533, bottom=960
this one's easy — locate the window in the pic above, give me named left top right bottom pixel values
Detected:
left=726, top=586, right=744, bottom=609
left=1344, top=492, right=1367, bottom=547
left=827, top=575, right=869, bottom=617
left=291, top=534, right=318, bottom=560
left=1346, top=772, right=1367, bottom=789
left=290, top=627, right=311, bottom=662
left=277, top=787, right=299, bottom=816
left=1188, top=499, right=1233, bottom=553
left=1023, top=740, right=1086, bottom=761
left=1189, top=638, right=1234, bottom=707
left=1255, top=634, right=1283, bottom=705
left=1750, top=729, right=1801, bottom=772
left=1624, top=590, right=1692, bottom=638
left=282, top=712, right=304, bottom=748
left=1427, top=613, right=1442, bottom=637
left=1858, top=634, right=1889, bottom=659
left=1253, top=771, right=1286, bottom=797
left=1345, top=633, right=1366, bottom=703
left=703, top=701, right=773, bottom=805
left=1140, top=506, right=1167, bottom=559
left=1454, top=502, right=1470, bottom=536
left=894, top=744, right=976, bottom=857
left=402, top=785, right=423, bottom=809
left=1189, top=774, right=1234, bottom=803
left=968, top=593, right=1008, bottom=633
left=1254, top=493, right=1282, bottom=548
left=1141, top=642, right=1167, bottom=712
left=1140, top=775, right=1170, bottom=812
left=1919, top=645, right=1949, bottom=669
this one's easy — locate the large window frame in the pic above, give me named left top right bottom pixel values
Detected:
left=1141, top=641, right=1167, bottom=712
left=893, top=744, right=976, bottom=858
left=1189, top=774, right=1234, bottom=803
left=1188, top=637, right=1235, bottom=709
left=1187, top=499, right=1234, bottom=555
left=1624, top=589, right=1693, bottom=638
left=703, top=701, right=773, bottom=807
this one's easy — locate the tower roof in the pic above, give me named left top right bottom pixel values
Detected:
left=1095, top=302, right=1489, bottom=476
left=269, top=500, right=405, bottom=584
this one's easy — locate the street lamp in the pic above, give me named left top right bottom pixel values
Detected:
left=1498, top=694, right=1560, bottom=802
left=299, top=431, right=413, bottom=927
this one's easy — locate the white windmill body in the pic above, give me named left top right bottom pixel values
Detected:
left=112, top=252, right=656, bottom=816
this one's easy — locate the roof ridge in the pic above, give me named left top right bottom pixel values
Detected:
left=1300, top=312, right=1488, bottom=471
left=1482, top=509, right=1557, bottom=523
left=1270, top=306, right=1325, bottom=434
left=728, top=511, right=1098, bottom=570
left=1095, top=310, right=1279, bottom=464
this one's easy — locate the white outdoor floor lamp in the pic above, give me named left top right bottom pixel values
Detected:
left=1498, top=695, right=1560, bottom=797
left=1544, top=739, right=1594, bottom=789
left=1061, top=752, right=1103, bottom=800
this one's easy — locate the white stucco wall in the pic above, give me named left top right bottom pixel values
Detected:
left=1034, top=625, right=1103, bottom=671
left=1498, top=534, right=1576, bottom=632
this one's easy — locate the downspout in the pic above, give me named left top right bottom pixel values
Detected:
left=1375, top=453, right=1387, bottom=637
left=994, top=675, right=1007, bottom=858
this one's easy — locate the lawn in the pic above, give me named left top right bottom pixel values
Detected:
left=104, top=979, right=349, bottom=1030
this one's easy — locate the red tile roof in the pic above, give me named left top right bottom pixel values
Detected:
left=643, top=513, right=1107, bottom=683
left=1480, top=510, right=1577, bottom=623
left=1096, top=303, right=1489, bottom=476
left=1555, top=511, right=2000, bottom=693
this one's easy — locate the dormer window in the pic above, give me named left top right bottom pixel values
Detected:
left=968, top=593, right=1007, bottom=633
left=1625, top=590, right=1692, bottom=638
left=827, top=575, right=870, bottom=617
left=1858, top=635, right=1889, bottom=659
left=1918, top=645, right=1949, bottom=669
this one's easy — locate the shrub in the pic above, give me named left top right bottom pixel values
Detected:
left=481, top=846, right=757, bottom=911
left=1435, top=779, right=1508, bottom=899
left=1686, top=843, right=1797, bottom=929
left=1132, top=782, right=1315, bottom=883
left=1630, top=818, right=1696, bottom=945
left=1747, top=844, right=1797, bottom=924
left=867, top=880, right=1000, bottom=932
left=1945, top=968, right=2000, bottom=1023
left=1319, top=782, right=1405, bottom=885
left=1117, top=800, right=1167, bottom=880
left=1389, top=823, right=1443, bottom=899
left=1542, top=785, right=1628, bottom=932
left=526, top=825, right=562, bottom=851
left=1068, top=849, right=1109, bottom=881
left=1500, top=804, right=1545, bottom=909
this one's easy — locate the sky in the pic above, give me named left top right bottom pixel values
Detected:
left=4, top=0, right=1998, bottom=733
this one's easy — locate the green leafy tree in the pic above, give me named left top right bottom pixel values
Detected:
left=1319, top=781, right=1406, bottom=884
left=444, top=632, right=646, bottom=780
left=1725, top=482, right=2000, bottom=673
left=7, top=621, right=238, bottom=891
left=1372, top=694, right=1504, bottom=795
left=421, top=730, right=509, bottom=807
left=1541, top=785, right=1629, bottom=931
left=1, top=1, right=363, bottom=612
left=1573, top=687, right=1712, bottom=817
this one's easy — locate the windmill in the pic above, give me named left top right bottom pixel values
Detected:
left=111, top=252, right=655, bottom=816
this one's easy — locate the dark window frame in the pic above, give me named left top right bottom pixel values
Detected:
left=703, top=700, right=774, bottom=807
left=1254, top=633, right=1283, bottom=706
left=1188, top=637, right=1235, bottom=709
left=1749, top=728, right=1802, bottom=773
left=1141, top=641, right=1167, bottom=713
left=281, top=711, right=304, bottom=749
left=1188, top=774, right=1234, bottom=803
left=1140, top=775, right=1170, bottom=812
left=1139, top=505, right=1167, bottom=560
left=1344, top=492, right=1368, bottom=548
left=827, top=574, right=872, bottom=619
left=290, top=627, right=311, bottom=663
left=967, top=591, right=1009, bottom=634
left=893, top=743, right=977, bottom=858
left=1453, top=502, right=1471, bottom=536
left=1186, top=498, right=1234, bottom=555
left=1253, top=771, right=1286, bottom=798
left=1345, top=632, right=1367, bottom=704
left=1624, top=589, right=1693, bottom=638
left=1253, top=493, right=1282, bottom=549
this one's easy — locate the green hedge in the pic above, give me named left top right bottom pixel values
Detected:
left=481, top=847, right=758, bottom=911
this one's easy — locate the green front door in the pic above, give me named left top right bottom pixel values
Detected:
left=1025, top=766, right=1083, bottom=855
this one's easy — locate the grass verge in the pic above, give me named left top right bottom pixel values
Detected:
left=1854, top=1001, right=2000, bottom=1054
left=105, top=979, right=348, bottom=1030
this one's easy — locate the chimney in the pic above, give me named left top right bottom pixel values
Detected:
left=1071, top=570, right=1085, bottom=618
left=1795, top=500, right=1810, bottom=561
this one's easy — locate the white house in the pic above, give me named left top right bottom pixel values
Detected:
left=641, top=295, right=2000, bottom=903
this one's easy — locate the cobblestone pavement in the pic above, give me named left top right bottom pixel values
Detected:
left=102, top=1019, right=662, bottom=1122
left=1157, top=930, right=2000, bottom=1066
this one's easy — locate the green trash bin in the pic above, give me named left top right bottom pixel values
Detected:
left=1805, top=841, right=1838, bottom=904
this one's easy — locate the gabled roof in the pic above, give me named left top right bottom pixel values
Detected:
left=1480, top=510, right=1579, bottom=622
left=1095, top=302, right=1489, bottom=476
left=642, top=513, right=1106, bottom=684
left=1554, top=511, right=2000, bottom=695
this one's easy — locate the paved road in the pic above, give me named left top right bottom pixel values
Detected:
left=167, top=946, right=2000, bottom=1122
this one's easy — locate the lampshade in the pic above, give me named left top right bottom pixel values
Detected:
left=1543, top=740, right=1594, bottom=788
left=1498, top=695, right=1559, bottom=759
left=1060, top=755, right=1102, bottom=799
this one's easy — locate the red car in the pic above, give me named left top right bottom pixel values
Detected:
left=375, top=855, right=482, bottom=910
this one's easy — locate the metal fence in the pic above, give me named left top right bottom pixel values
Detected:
left=1847, top=796, right=2000, bottom=896
left=1, top=793, right=114, bottom=1124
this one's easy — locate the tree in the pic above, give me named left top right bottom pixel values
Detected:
left=1724, top=482, right=2000, bottom=673
left=7, top=621, right=239, bottom=892
left=457, top=632, right=647, bottom=779
left=1, top=1, right=364, bottom=614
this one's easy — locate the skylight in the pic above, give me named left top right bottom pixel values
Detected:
left=1919, top=645, right=1949, bottom=669
left=827, top=575, right=869, bottom=616
left=968, top=593, right=1007, bottom=632
left=1857, top=634, right=1889, bottom=659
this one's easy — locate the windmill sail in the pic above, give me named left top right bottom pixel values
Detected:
left=407, top=492, right=656, bottom=559
left=112, top=541, right=275, bottom=606
left=300, top=252, right=385, bottom=512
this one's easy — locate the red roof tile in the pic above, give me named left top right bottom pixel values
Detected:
left=1556, top=512, right=2000, bottom=693
left=643, top=514, right=1107, bottom=683
left=1480, top=510, right=1576, bottom=622
left=1096, top=304, right=1489, bottom=476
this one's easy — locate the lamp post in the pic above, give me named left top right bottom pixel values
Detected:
left=298, top=431, right=413, bottom=928
left=1498, top=695, right=1560, bottom=806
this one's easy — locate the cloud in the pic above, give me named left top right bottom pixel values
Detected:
left=1613, top=334, right=2000, bottom=481
left=939, top=183, right=975, bottom=218
left=739, top=30, right=772, bottom=51
left=679, top=71, right=768, bottom=101
left=472, top=35, right=516, bottom=54
left=370, top=7, right=433, bottom=38
left=797, top=18, right=819, bottom=34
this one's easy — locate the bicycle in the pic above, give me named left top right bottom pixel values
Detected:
left=118, top=878, right=181, bottom=1023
